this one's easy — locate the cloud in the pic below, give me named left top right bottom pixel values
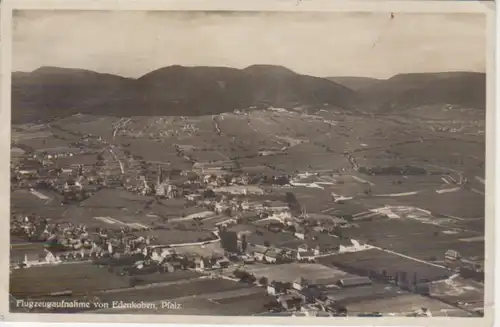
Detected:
left=13, top=10, right=486, bottom=78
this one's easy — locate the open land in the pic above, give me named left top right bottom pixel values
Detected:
left=10, top=67, right=485, bottom=317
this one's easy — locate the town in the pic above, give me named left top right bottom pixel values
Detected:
left=10, top=107, right=485, bottom=317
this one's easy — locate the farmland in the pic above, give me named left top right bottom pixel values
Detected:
left=235, top=263, right=350, bottom=284
left=430, top=276, right=484, bottom=310
left=10, top=66, right=485, bottom=317
left=90, top=284, right=271, bottom=316
left=339, top=219, right=484, bottom=261
left=345, top=293, right=473, bottom=317
left=318, top=249, right=452, bottom=283
left=10, top=263, right=131, bottom=298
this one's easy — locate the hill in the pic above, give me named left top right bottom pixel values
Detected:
left=12, top=67, right=132, bottom=124
left=356, top=72, right=486, bottom=113
left=326, top=76, right=383, bottom=91
left=12, top=65, right=359, bottom=123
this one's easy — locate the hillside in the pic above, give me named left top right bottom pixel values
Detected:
left=357, top=72, right=486, bottom=113
left=326, top=76, right=383, bottom=91
left=12, top=65, right=359, bottom=123
left=12, top=67, right=486, bottom=124
left=12, top=67, right=132, bottom=124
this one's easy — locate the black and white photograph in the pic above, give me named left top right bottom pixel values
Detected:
left=4, top=1, right=492, bottom=322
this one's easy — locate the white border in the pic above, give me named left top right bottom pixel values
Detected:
left=0, top=1, right=495, bottom=326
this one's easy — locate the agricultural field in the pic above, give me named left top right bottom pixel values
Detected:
left=15, top=136, right=72, bottom=151
left=132, top=270, right=202, bottom=286
left=318, top=249, right=452, bottom=282
left=238, top=263, right=351, bottom=284
left=339, top=218, right=484, bottom=261
left=345, top=293, right=473, bottom=317
left=53, top=116, right=117, bottom=139
left=10, top=242, right=47, bottom=263
left=132, top=229, right=216, bottom=245
left=89, top=285, right=271, bottom=316
left=430, top=276, right=484, bottom=310
left=93, top=278, right=254, bottom=304
left=356, top=190, right=484, bottom=223
left=11, top=189, right=67, bottom=217
left=170, top=241, right=225, bottom=257
left=82, top=189, right=152, bottom=209
left=10, top=263, right=131, bottom=298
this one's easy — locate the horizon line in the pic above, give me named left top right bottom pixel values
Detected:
left=12, top=64, right=487, bottom=80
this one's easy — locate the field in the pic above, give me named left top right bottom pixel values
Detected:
left=172, top=291, right=271, bottom=316
left=170, top=242, right=225, bottom=257
left=237, top=263, right=351, bottom=284
left=40, top=205, right=157, bottom=230
left=93, top=278, right=254, bottom=305
left=345, top=293, right=473, bottom=317
left=10, top=263, right=131, bottom=298
left=359, top=189, right=484, bottom=220
left=133, top=229, right=216, bottom=245
left=11, top=189, right=49, bottom=207
left=131, top=270, right=202, bottom=286
left=318, top=249, right=452, bottom=282
left=11, top=189, right=67, bottom=218
left=387, top=139, right=484, bottom=171
left=10, top=242, right=47, bottom=263
left=340, top=218, right=484, bottom=261
left=10, top=106, right=486, bottom=315
left=231, top=225, right=299, bottom=248
left=430, top=277, right=484, bottom=309
left=83, top=189, right=152, bottom=209
left=89, top=285, right=271, bottom=316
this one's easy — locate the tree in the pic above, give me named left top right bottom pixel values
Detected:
left=233, top=269, right=245, bottom=279
left=333, top=226, right=343, bottom=238
left=220, top=231, right=238, bottom=253
left=247, top=274, right=257, bottom=283
left=241, top=235, right=248, bottom=253
left=285, top=192, right=297, bottom=204
left=259, top=276, right=269, bottom=286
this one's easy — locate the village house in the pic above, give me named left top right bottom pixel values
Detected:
left=298, top=287, right=324, bottom=304
left=338, top=238, right=369, bottom=253
left=253, top=248, right=279, bottom=263
left=445, top=249, right=461, bottom=261
left=241, top=254, right=256, bottom=264
left=337, top=276, right=373, bottom=288
left=244, top=201, right=265, bottom=212
left=237, top=211, right=260, bottom=223
left=214, top=200, right=231, bottom=214
left=267, top=211, right=293, bottom=223
left=278, top=294, right=303, bottom=311
left=296, top=251, right=315, bottom=261
left=192, top=162, right=227, bottom=175
left=43, top=148, right=76, bottom=159
left=294, top=227, right=306, bottom=240
left=217, top=258, right=231, bottom=268
left=292, top=277, right=309, bottom=291
left=264, top=249, right=279, bottom=263
left=163, top=262, right=176, bottom=273
left=264, top=200, right=291, bottom=213
left=297, top=244, right=309, bottom=252
left=267, top=281, right=288, bottom=296
left=195, top=257, right=211, bottom=272
left=215, top=217, right=238, bottom=229
left=296, top=244, right=321, bottom=256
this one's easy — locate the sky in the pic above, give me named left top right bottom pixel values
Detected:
left=12, top=10, right=486, bottom=79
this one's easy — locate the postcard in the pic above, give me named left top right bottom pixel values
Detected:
left=0, top=0, right=494, bottom=325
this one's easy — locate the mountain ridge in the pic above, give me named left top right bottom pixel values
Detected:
left=12, top=65, right=486, bottom=124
